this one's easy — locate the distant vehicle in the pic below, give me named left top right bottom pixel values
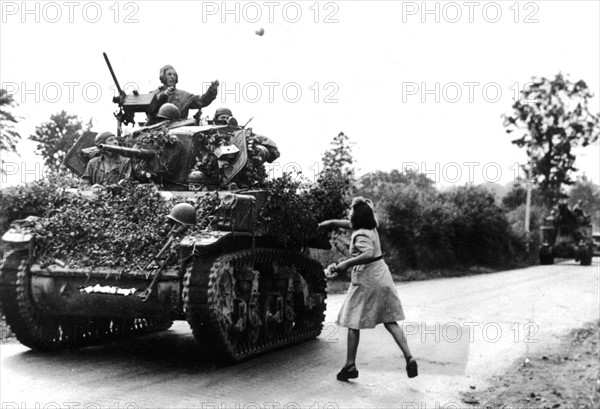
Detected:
left=539, top=201, right=594, bottom=266
left=592, top=232, right=600, bottom=257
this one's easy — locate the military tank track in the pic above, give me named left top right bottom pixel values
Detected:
left=184, top=248, right=327, bottom=362
left=0, top=250, right=173, bottom=351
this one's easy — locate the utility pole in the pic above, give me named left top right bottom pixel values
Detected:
left=524, top=181, right=532, bottom=253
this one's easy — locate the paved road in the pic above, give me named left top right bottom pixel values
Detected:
left=1, top=260, right=598, bottom=408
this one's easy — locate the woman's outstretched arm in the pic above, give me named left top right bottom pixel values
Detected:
left=318, top=219, right=352, bottom=230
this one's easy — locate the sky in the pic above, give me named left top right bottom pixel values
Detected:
left=1, top=0, right=599, bottom=188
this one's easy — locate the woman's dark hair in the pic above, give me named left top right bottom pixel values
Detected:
left=350, top=200, right=377, bottom=230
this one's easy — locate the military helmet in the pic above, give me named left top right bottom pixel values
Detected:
left=187, top=170, right=206, bottom=184
left=167, top=203, right=197, bottom=226
left=95, top=131, right=115, bottom=146
left=157, top=103, right=180, bottom=120
left=214, top=107, right=233, bottom=120
left=255, top=145, right=270, bottom=162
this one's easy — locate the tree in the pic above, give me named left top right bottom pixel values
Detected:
left=309, top=132, right=355, bottom=221
left=357, top=169, right=435, bottom=204
left=321, top=131, right=354, bottom=175
left=0, top=89, right=22, bottom=174
left=504, top=73, right=600, bottom=205
left=30, top=111, right=83, bottom=172
left=501, top=184, right=543, bottom=210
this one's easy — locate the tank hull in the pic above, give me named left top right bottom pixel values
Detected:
left=29, top=266, right=181, bottom=319
left=538, top=224, right=594, bottom=266
left=1, top=233, right=327, bottom=361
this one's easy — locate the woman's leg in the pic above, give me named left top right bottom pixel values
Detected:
left=346, top=328, right=360, bottom=366
left=384, top=322, right=412, bottom=360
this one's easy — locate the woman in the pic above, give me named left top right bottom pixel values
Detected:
left=319, top=197, right=418, bottom=381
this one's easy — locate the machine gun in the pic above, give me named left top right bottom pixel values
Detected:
left=103, top=52, right=159, bottom=132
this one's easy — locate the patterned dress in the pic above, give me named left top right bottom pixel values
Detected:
left=337, top=228, right=405, bottom=329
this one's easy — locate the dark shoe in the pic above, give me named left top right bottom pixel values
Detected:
left=336, top=364, right=359, bottom=381
left=406, top=357, right=418, bottom=378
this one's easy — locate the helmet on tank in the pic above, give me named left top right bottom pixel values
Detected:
left=187, top=170, right=206, bottom=184
left=167, top=203, right=197, bottom=226
left=157, top=103, right=180, bottom=120
left=214, top=107, right=233, bottom=120
left=95, top=131, right=115, bottom=146
left=255, top=145, right=270, bottom=162
left=213, top=107, right=233, bottom=124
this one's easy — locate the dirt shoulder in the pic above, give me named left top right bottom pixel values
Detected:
left=461, top=321, right=600, bottom=408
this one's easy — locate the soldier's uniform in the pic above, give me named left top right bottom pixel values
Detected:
left=82, top=156, right=132, bottom=186
left=151, top=85, right=218, bottom=120
left=81, top=131, right=133, bottom=186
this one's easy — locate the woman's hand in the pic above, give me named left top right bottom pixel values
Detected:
left=324, top=263, right=338, bottom=279
left=317, top=220, right=331, bottom=230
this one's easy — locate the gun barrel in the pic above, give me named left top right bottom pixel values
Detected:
left=98, top=144, right=155, bottom=160
left=103, top=52, right=124, bottom=98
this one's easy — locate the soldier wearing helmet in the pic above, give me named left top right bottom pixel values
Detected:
left=212, top=107, right=238, bottom=126
left=149, top=65, right=219, bottom=124
left=81, top=131, right=133, bottom=187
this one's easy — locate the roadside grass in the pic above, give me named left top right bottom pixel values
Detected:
left=462, top=320, right=600, bottom=408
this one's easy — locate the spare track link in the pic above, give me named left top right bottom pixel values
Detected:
left=0, top=250, right=173, bottom=351
left=183, top=248, right=327, bottom=362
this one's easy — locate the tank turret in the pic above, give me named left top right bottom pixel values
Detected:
left=65, top=119, right=277, bottom=191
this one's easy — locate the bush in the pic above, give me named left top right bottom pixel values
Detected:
left=356, top=171, right=529, bottom=273
left=0, top=173, right=79, bottom=236
left=444, top=185, right=516, bottom=267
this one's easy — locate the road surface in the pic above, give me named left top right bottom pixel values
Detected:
left=1, top=260, right=598, bottom=408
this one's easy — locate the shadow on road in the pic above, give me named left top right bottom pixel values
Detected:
left=1, top=324, right=331, bottom=376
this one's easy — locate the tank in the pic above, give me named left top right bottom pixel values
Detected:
left=0, top=91, right=330, bottom=362
left=538, top=201, right=594, bottom=266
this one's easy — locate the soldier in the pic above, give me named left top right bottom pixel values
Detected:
left=212, top=107, right=280, bottom=163
left=212, top=107, right=238, bottom=126
left=149, top=65, right=219, bottom=123
left=81, top=131, right=133, bottom=188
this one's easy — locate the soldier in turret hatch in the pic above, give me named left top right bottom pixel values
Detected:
left=148, top=65, right=219, bottom=123
left=81, top=131, right=133, bottom=188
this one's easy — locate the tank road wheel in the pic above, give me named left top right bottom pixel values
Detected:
left=263, top=295, right=281, bottom=339
left=0, top=251, right=69, bottom=350
left=183, top=249, right=327, bottom=362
